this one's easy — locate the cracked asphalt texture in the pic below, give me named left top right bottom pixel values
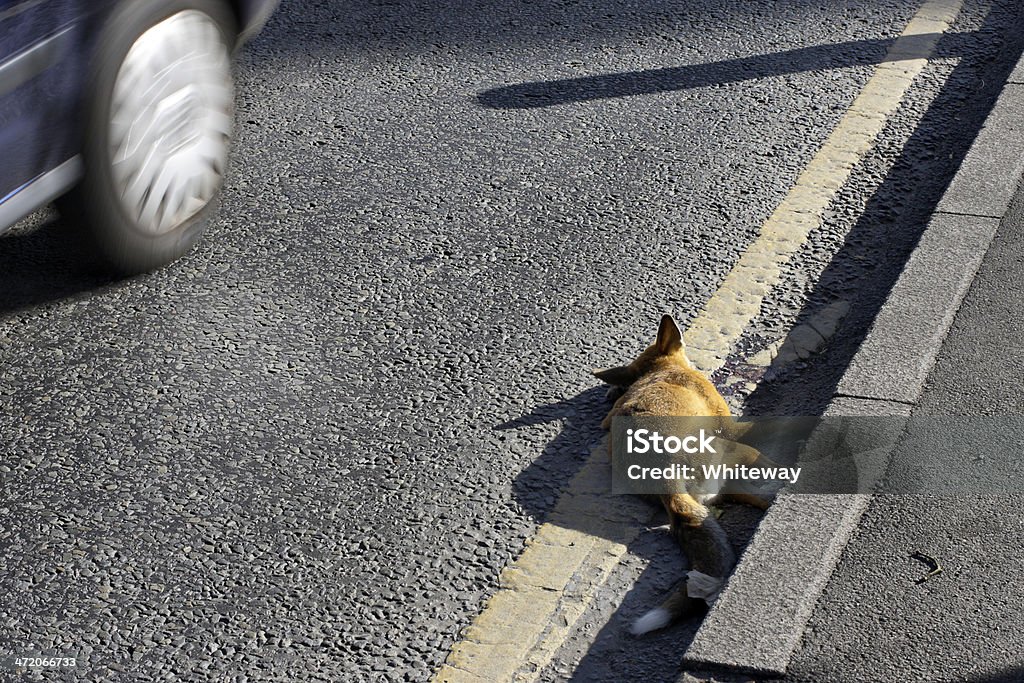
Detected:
left=1, top=0, right=1022, bottom=681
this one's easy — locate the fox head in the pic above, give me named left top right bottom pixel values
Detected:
left=592, top=314, right=691, bottom=387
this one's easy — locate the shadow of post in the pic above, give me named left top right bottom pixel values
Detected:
left=966, top=667, right=1024, bottom=683
left=479, top=33, right=949, bottom=109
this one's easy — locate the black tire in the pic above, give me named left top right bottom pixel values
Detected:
left=60, top=0, right=236, bottom=274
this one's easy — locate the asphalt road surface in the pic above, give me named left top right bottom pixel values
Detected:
left=1, top=1, right=1022, bottom=681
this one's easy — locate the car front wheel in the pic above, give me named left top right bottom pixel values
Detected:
left=64, top=0, right=236, bottom=273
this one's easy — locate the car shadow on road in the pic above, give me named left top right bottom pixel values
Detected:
left=0, top=209, right=120, bottom=317
left=499, top=5, right=1024, bottom=680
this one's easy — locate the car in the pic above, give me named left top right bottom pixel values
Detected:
left=0, top=0, right=279, bottom=273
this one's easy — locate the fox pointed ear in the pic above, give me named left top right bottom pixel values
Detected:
left=655, top=314, right=684, bottom=355
left=592, top=365, right=635, bottom=386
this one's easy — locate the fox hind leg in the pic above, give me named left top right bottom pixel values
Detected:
left=713, top=438, right=785, bottom=508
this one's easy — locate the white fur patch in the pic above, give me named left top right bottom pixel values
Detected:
left=631, top=607, right=671, bottom=635
left=686, top=570, right=725, bottom=605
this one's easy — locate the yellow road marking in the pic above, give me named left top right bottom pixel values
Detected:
left=685, top=0, right=961, bottom=374
left=434, top=1, right=962, bottom=680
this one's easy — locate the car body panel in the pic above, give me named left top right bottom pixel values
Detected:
left=0, top=0, right=278, bottom=235
left=0, top=2, right=81, bottom=204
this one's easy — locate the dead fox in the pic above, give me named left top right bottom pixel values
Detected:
left=593, top=314, right=779, bottom=635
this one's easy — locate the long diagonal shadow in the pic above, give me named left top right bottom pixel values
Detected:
left=497, top=13, right=1024, bottom=682
left=479, top=32, right=963, bottom=109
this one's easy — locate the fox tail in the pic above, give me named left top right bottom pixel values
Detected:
left=631, top=510, right=734, bottom=635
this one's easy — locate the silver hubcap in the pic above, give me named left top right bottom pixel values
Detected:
left=110, top=10, right=233, bottom=235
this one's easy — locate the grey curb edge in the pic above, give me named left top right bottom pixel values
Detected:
left=680, top=46, right=1024, bottom=678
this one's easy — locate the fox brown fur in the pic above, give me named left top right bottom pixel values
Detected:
left=593, top=314, right=779, bottom=635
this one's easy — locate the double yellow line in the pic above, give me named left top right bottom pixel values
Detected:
left=435, top=1, right=963, bottom=679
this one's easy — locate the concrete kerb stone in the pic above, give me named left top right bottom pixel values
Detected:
left=680, top=36, right=1024, bottom=682
left=935, top=84, right=1024, bottom=219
